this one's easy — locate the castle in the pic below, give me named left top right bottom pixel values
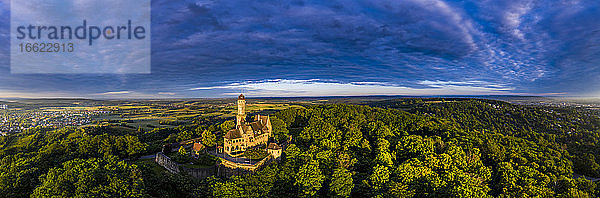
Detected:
left=155, top=94, right=282, bottom=178
left=223, top=94, right=272, bottom=157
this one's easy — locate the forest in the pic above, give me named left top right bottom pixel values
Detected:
left=1, top=99, right=599, bottom=197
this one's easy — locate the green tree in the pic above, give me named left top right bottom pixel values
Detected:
left=122, top=135, right=147, bottom=157
left=368, top=164, right=390, bottom=191
left=330, top=167, right=354, bottom=197
left=31, top=156, right=144, bottom=198
left=220, top=120, right=235, bottom=132
left=271, top=116, right=289, bottom=143
left=202, top=130, right=216, bottom=147
left=177, top=130, right=194, bottom=142
left=178, top=146, right=187, bottom=156
left=295, top=160, right=325, bottom=197
left=375, top=138, right=394, bottom=167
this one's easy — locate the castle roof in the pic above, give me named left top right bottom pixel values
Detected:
left=250, top=122, right=262, bottom=132
left=241, top=125, right=253, bottom=134
left=267, top=143, right=282, bottom=150
left=238, top=94, right=245, bottom=100
left=224, top=128, right=243, bottom=139
left=259, top=115, right=269, bottom=124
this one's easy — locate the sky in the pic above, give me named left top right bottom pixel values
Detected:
left=9, top=0, right=151, bottom=74
left=1, top=0, right=600, bottom=98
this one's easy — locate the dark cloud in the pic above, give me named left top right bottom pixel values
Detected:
left=1, top=0, right=600, bottom=97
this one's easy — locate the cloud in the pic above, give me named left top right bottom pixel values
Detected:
left=95, top=91, right=132, bottom=95
left=91, top=91, right=178, bottom=98
left=418, top=80, right=511, bottom=89
left=190, top=79, right=515, bottom=97
left=0, top=90, right=76, bottom=98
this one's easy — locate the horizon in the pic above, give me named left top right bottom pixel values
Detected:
left=0, top=94, right=596, bottom=101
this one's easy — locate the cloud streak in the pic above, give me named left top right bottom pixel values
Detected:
left=190, top=79, right=515, bottom=97
left=95, top=91, right=132, bottom=95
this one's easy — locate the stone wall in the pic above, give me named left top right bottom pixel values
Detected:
left=219, top=155, right=273, bottom=172
left=155, top=152, right=180, bottom=173
left=181, top=166, right=217, bottom=179
left=155, top=150, right=276, bottom=179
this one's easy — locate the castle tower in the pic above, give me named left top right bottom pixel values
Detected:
left=236, top=94, right=246, bottom=127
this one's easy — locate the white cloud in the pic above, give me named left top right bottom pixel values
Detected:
left=0, top=90, right=76, bottom=98
left=91, top=91, right=172, bottom=98
left=95, top=91, right=132, bottom=95
left=503, top=0, right=534, bottom=39
left=418, top=80, right=511, bottom=89
left=189, top=79, right=516, bottom=97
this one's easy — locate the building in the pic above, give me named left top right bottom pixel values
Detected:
left=267, top=143, right=282, bottom=159
left=192, top=142, right=205, bottom=157
left=0, top=104, right=7, bottom=109
left=223, top=94, right=272, bottom=157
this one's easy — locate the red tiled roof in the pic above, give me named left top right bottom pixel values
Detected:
left=193, top=142, right=205, bottom=152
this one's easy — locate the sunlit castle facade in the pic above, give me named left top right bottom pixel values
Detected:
left=223, top=94, right=272, bottom=157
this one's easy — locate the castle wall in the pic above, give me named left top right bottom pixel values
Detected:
left=179, top=155, right=274, bottom=179
left=181, top=166, right=217, bottom=179
left=224, top=137, right=246, bottom=156
left=155, top=152, right=179, bottom=173
left=219, top=155, right=273, bottom=172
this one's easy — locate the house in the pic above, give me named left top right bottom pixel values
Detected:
left=192, top=142, right=205, bottom=156
left=267, top=143, right=282, bottom=159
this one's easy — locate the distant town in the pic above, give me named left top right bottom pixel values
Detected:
left=0, top=106, right=110, bottom=135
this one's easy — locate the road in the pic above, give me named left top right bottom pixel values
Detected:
left=139, top=154, right=156, bottom=160
left=573, top=174, right=600, bottom=182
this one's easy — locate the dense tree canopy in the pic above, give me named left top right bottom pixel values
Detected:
left=206, top=102, right=600, bottom=197
left=31, top=156, right=144, bottom=197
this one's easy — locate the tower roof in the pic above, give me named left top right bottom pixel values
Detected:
left=238, top=94, right=245, bottom=100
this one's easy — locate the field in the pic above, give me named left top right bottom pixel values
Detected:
left=94, top=101, right=305, bottom=131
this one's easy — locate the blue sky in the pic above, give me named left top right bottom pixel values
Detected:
left=1, top=0, right=600, bottom=98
